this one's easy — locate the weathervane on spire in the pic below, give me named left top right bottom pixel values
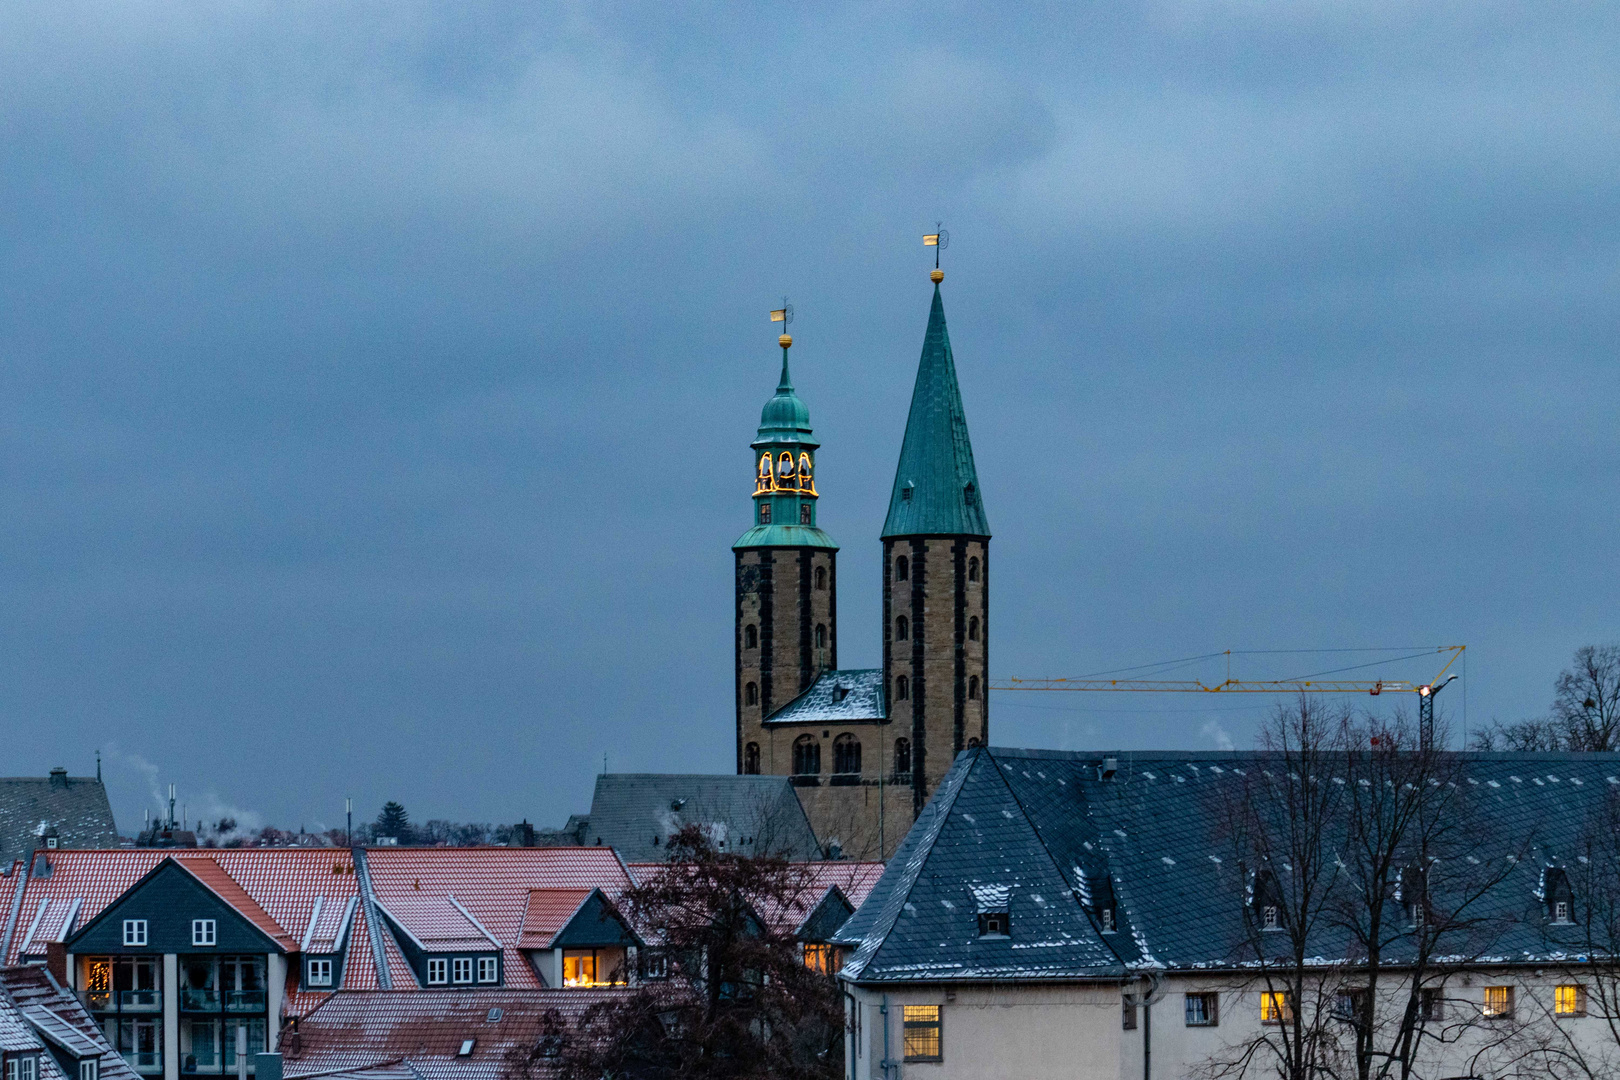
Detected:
left=770, top=297, right=794, bottom=349
left=923, top=223, right=949, bottom=282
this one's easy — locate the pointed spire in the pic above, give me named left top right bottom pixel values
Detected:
left=882, top=279, right=989, bottom=538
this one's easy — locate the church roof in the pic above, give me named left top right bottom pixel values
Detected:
left=731, top=524, right=838, bottom=551
left=882, top=283, right=989, bottom=539
left=765, top=669, right=885, bottom=725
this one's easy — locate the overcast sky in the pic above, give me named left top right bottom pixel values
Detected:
left=3, top=3, right=1617, bottom=836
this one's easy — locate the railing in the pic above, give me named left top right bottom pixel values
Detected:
left=123, top=1051, right=160, bottom=1072
left=81, top=991, right=112, bottom=1012
left=182, top=988, right=221, bottom=1011
left=225, top=990, right=266, bottom=1012
left=119, top=990, right=161, bottom=1011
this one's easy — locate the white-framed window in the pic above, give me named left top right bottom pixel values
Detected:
left=452, top=958, right=473, bottom=984
left=15, top=1057, right=37, bottom=1080
left=1261, top=905, right=1280, bottom=931
left=45, top=838, right=58, bottom=850
left=78, top=1059, right=98, bottom=1080
left=426, top=958, right=447, bottom=985
left=1099, top=908, right=1115, bottom=933
left=477, top=957, right=497, bottom=983
left=123, top=920, right=148, bottom=947
left=192, top=919, right=216, bottom=947
left=307, top=959, right=332, bottom=987
left=1185, top=992, right=1219, bottom=1027
left=1554, top=900, right=1571, bottom=924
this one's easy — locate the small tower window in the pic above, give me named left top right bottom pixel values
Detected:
left=896, top=675, right=909, bottom=701
left=964, top=482, right=976, bottom=506
left=792, top=735, right=821, bottom=776
left=896, top=616, right=909, bottom=641
left=815, top=624, right=827, bottom=649
left=834, top=734, right=862, bottom=775
left=968, top=675, right=980, bottom=700
left=759, top=503, right=772, bottom=525
left=968, top=556, right=980, bottom=583
left=745, top=682, right=758, bottom=706
left=901, top=482, right=914, bottom=501
left=800, top=503, right=812, bottom=525
left=744, top=743, right=760, bottom=775
left=814, top=566, right=827, bottom=590
left=894, top=738, right=911, bottom=774
left=744, top=625, right=757, bottom=649
left=968, top=616, right=979, bottom=642
left=896, top=555, right=909, bottom=581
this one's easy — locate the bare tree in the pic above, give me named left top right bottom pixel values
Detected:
left=1470, top=645, right=1620, bottom=753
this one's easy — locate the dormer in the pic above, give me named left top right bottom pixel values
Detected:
left=519, top=888, right=641, bottom=988
left=373, top=896, right=503, bottom=989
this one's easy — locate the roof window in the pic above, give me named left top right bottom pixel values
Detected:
left=458, top=1040, right=475, bottom=1057
left=901, top=482, right=914, bottom=501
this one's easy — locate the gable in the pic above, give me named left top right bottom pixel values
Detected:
left=796, top=886, right=854, bottom=943
left=550, top=891, right=639, bottom=949
left=66, top=860, right=285, bottom=954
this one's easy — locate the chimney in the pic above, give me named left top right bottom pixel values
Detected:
left=45, top=941, right=66, bottom=983
left=48, top=768, right=67, bottom=789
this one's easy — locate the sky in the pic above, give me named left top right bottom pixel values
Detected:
left=2, top=2, right=1617, bottom=837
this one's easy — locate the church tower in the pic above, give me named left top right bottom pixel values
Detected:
left=734, top=331, right=838, bottom=776
left=882, top=268, right=990, bottom=814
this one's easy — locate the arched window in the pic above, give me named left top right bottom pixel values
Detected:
left=744, top=624, right=758, bottom=649
left=896, top=616, right=909, bottom=641
left=743, top=743, right=760, bottom=774
left=745, top=682, right=758, bottom=706
left=896, top=555, right=909, bottom=581
left=834, top=734, right=861, bottom=775
left=815, top=624, right=827, bottom=648
left=792, top=735, right=821, bottom=776
left=895, top=675, right=909, bottom=701
left=968, top=556, right=980, bottom=583
left=894, top=738, right=911, bottom=774
left=968, top=616, right=979, bottom=642
left=968, top=675, right=979, bottom=700
left=814, top=566, right=827, bottom=590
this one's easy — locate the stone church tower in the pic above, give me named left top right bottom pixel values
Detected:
left=733, top=271, right=988, bottom=857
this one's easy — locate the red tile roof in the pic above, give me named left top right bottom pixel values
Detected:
left=173, top=856, right=297, bottom=950
left=517, top=889, right=593, bottom=949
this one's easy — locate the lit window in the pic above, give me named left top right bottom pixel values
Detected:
left=452, top=958, right=473, bottom=984
left=427, top=958, right=447, bottom=985
left=977, top=912, right=1009, bottom=937
left=1482, top=986, right=1513, bottom=1019
left=1185, top=992, right=1218, bottom=1027
left=563, top=951, right=598, bottom=987
left=745, top=682, right=758, bottom=707
left=1555, top=985, right=1585, bottom=1017
left=759, top=503, right=771, bottom=525
left=123, top=920, right=148, bottom=947
left=79, top=1059, right=98, bottom=1080
left=902, top=1005, right=941, bottom=1062
left=896, top=556, right=909, bottom=581
left=896, top=616, right=909, bottom=640
left=307, top=958, right=332, bottom=987
left=1261, top=991, right=1293, bottom=1025
left=478, top=957, right=498, bottom=983
left=192, top=919, right=216, bottom=947
left=800, top=503, right=812, bottom=525
left=803, top=943, right=837, bottom=973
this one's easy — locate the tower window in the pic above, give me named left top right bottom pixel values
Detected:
left=834, top=734, right=861, bottom=775
left=895, top=675, right=909, bottom=701
left=894, top=738, right=911, bottom=774
left=895, top=555, right=909, bottom=581
left=968, top=675, right=979, bottom=700
left=792, top=735, right=821, bottom=776
left=815, top=624, right=827, bottom=648
left=896, top=616, right=909, bottom=641
left=814, top=566, right=827, bottom=590
left=968, top=556, right=979, bottom=583
left=744, top=743, right=760, bottom=775
left=759, top=503, right=771, bottom=525
left=744, top=625, right=757, bottom=649
left=964, top=482, right=976, bottom=506
left=800, top=502, right=812, bottom=525
left=745, top=682, right=758, bottom=706
left=968, top=616, right=979, bottom=642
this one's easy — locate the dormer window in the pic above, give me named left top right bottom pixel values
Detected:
left=1099, top=908, right=1115, bottom=933
left=977, top=912, right=1009, bottom=937
left=78, top=1059, right=98, bottom=1080
left=307, top=958, right=333, bottom=987
left=964, top=483, right=976, bottom=506
left=901, top=483, right=914, bottom=502
left=1262, top=906, right=1279, bottom=930
left=1555, top=900, right=1571, bottom=924
left=1252, top=869, right=1284, bottom=932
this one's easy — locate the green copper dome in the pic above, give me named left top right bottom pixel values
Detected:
left=734, top=342, right=837, bottom=552
left=754, top=349, right=814, bottom=444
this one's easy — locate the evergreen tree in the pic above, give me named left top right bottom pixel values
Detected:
left=374, top=801, right=411, bottom=842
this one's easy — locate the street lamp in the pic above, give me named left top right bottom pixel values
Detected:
left=1417, top=674, right=1458, bottom=750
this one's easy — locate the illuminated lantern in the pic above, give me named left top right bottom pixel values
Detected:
left=798, top=453, right=814, bottom=492
left=777, top=451, right=795, bottom=479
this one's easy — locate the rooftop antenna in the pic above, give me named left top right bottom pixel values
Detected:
left=346, top=796, right=353, bottom=847
left=96, top=750, right=102, bottom=783
left=168, top=784, right=176, bottom=829
left=923, top=223, right=949, bottom=281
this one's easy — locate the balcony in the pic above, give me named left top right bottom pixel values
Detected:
left=119, top=990, right=161, bottom=1012
left=182, top=988, right=221, bottom=1011
left=81, top=991, right=112, bottom=1012
left=123, top=1052, right=161, bottom=1072
left=225, top=991, right=266, bottom=1012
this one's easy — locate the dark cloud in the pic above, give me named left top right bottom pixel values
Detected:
left=1, top=2, right=1616, bottom=831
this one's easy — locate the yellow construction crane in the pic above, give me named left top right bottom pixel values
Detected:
left=992, top=645, right=1465, bottom=730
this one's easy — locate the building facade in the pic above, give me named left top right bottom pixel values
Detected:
left=735, top=272, right=989, bottom=859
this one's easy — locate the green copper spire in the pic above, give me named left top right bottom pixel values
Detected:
left=734, top=335, right=838, bottom=551
left=882, top=279, right=990, bottom=538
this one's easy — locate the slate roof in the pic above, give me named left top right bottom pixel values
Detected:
left=282, top=989, right=623, bottom=1080
left=881, top=283, right=989, bottom=539
left=837, top=747, right=1620, bottom=984
left=765, top=670, right=885, bottom=725
left=0, top=775, right=118, bottom=862
left=580, top=774, right=821, bottom=861
left=0, top=965, right=138, bottom=1080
